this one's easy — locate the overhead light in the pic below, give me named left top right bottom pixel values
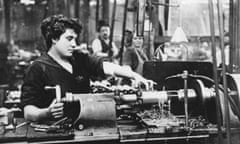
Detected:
left=170, top=26, right=188, bottom=43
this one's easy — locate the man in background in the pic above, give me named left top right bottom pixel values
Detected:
left=92, top=20, right=118, bottom=62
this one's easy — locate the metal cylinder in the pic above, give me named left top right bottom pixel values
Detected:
left=119, top=91, right=168, bottom=104
left=141, top=91, right=168, bottom=104
left=76, top=94, right=116, bottom=121
left=119, top=90, right=197, bottom=104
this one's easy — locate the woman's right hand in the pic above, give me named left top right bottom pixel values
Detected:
left=48, top=99, right=64, bottom=119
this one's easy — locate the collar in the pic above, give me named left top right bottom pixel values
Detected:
left=34, top=53, right=74, bottom=69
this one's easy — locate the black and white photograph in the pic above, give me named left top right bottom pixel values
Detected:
left=0, top=0, right=239, bottom=144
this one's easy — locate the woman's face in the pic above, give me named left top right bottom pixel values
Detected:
left=132, top=36, right=143, bottom=48
left=53, top=28, right=77, bottom=57
left=124, top=31, right=133, bottom=47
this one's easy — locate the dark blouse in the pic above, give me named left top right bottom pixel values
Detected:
left=20, top=52, right=105, bottom=109
left=122, top=48, right=148, bottom=75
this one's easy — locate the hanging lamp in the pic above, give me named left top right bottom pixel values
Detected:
left=170, top=0, right=188, bottom=43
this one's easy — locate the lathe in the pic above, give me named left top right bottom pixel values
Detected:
left=58, top=71, right=240, bottom=136
left=1, top=61, right=240, bottom=143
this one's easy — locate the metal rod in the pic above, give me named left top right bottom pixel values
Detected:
left=208, top=0, right=223, bottom=143
left=16, top=122, right=28, bottom=129
left=95, top=0, right=100, bottom=30
left=119, top=0, right=129, bottom=65
left=228, top=0, right=234, bottom=72
left=121, top=134, right=209, bottom=143
left=236, top=0, right=240, bottom=70
left=148, top=0, right=152, bottom=59
left=136, top=0, right=146, bottom=36
left=3, top=0, right=11, bottom=44
left=183, top=70, right=189, bottom=128
left=141, top=0, right=146, bottom=36
left=109, top=0, right=117, bottom=48
left=217, top=0, right=231, bottom=144
left=55, top=85, right=61, bottom=103
left=51, top=117, right=68, bottom=126
left=237, top=0, right=240, bottom=70
left=164, top=0, right=170, bottom=31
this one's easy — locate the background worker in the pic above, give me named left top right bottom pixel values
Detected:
left=92, top=20, right=119, bottom=62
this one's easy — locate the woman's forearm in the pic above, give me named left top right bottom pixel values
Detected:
left=24, top=105, right=50, bottom=122
left=103, top=62, right=139, bottom=80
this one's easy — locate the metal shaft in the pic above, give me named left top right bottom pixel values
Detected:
left=208, top=0, right=223, bottom=143
left=109, top=0, right=117, bottom=58
left=217, top=0, right=231, bottom=143
left=119, top=0, right=129, bottom=65
left=183, top=70, right=189, bottom=127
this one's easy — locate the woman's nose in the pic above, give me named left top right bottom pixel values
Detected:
left=71, top=40, right=77, bottom=47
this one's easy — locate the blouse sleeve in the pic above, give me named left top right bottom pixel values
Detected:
left=20, top=62, right=46, bottom=109
left=74, top=52, right=106, bottom=79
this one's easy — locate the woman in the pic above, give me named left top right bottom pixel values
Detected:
left=122, top=32, right=148, bottom=75
left=21, top=15, right=154, bottom=122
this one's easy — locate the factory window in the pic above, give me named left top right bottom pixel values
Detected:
left=167, top=0, right=229, bottom=36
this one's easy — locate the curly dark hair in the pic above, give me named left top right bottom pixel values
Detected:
left=41, top=14, right=82, bottom=51
left=97, top=20, right=110, bottom=32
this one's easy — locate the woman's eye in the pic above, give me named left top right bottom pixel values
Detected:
left=66, top=37, right=72, bottom=41
left=66, top=36, right=76, bottom=41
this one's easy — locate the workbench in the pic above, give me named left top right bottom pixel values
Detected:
left=2, top=118, right=240, bottom=144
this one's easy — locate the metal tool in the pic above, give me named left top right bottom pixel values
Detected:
left=16, top=122, right=28, bottom=129
left=45, top=85, right=61, bottom=102
left=51, top=117, right=68, bottom=126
